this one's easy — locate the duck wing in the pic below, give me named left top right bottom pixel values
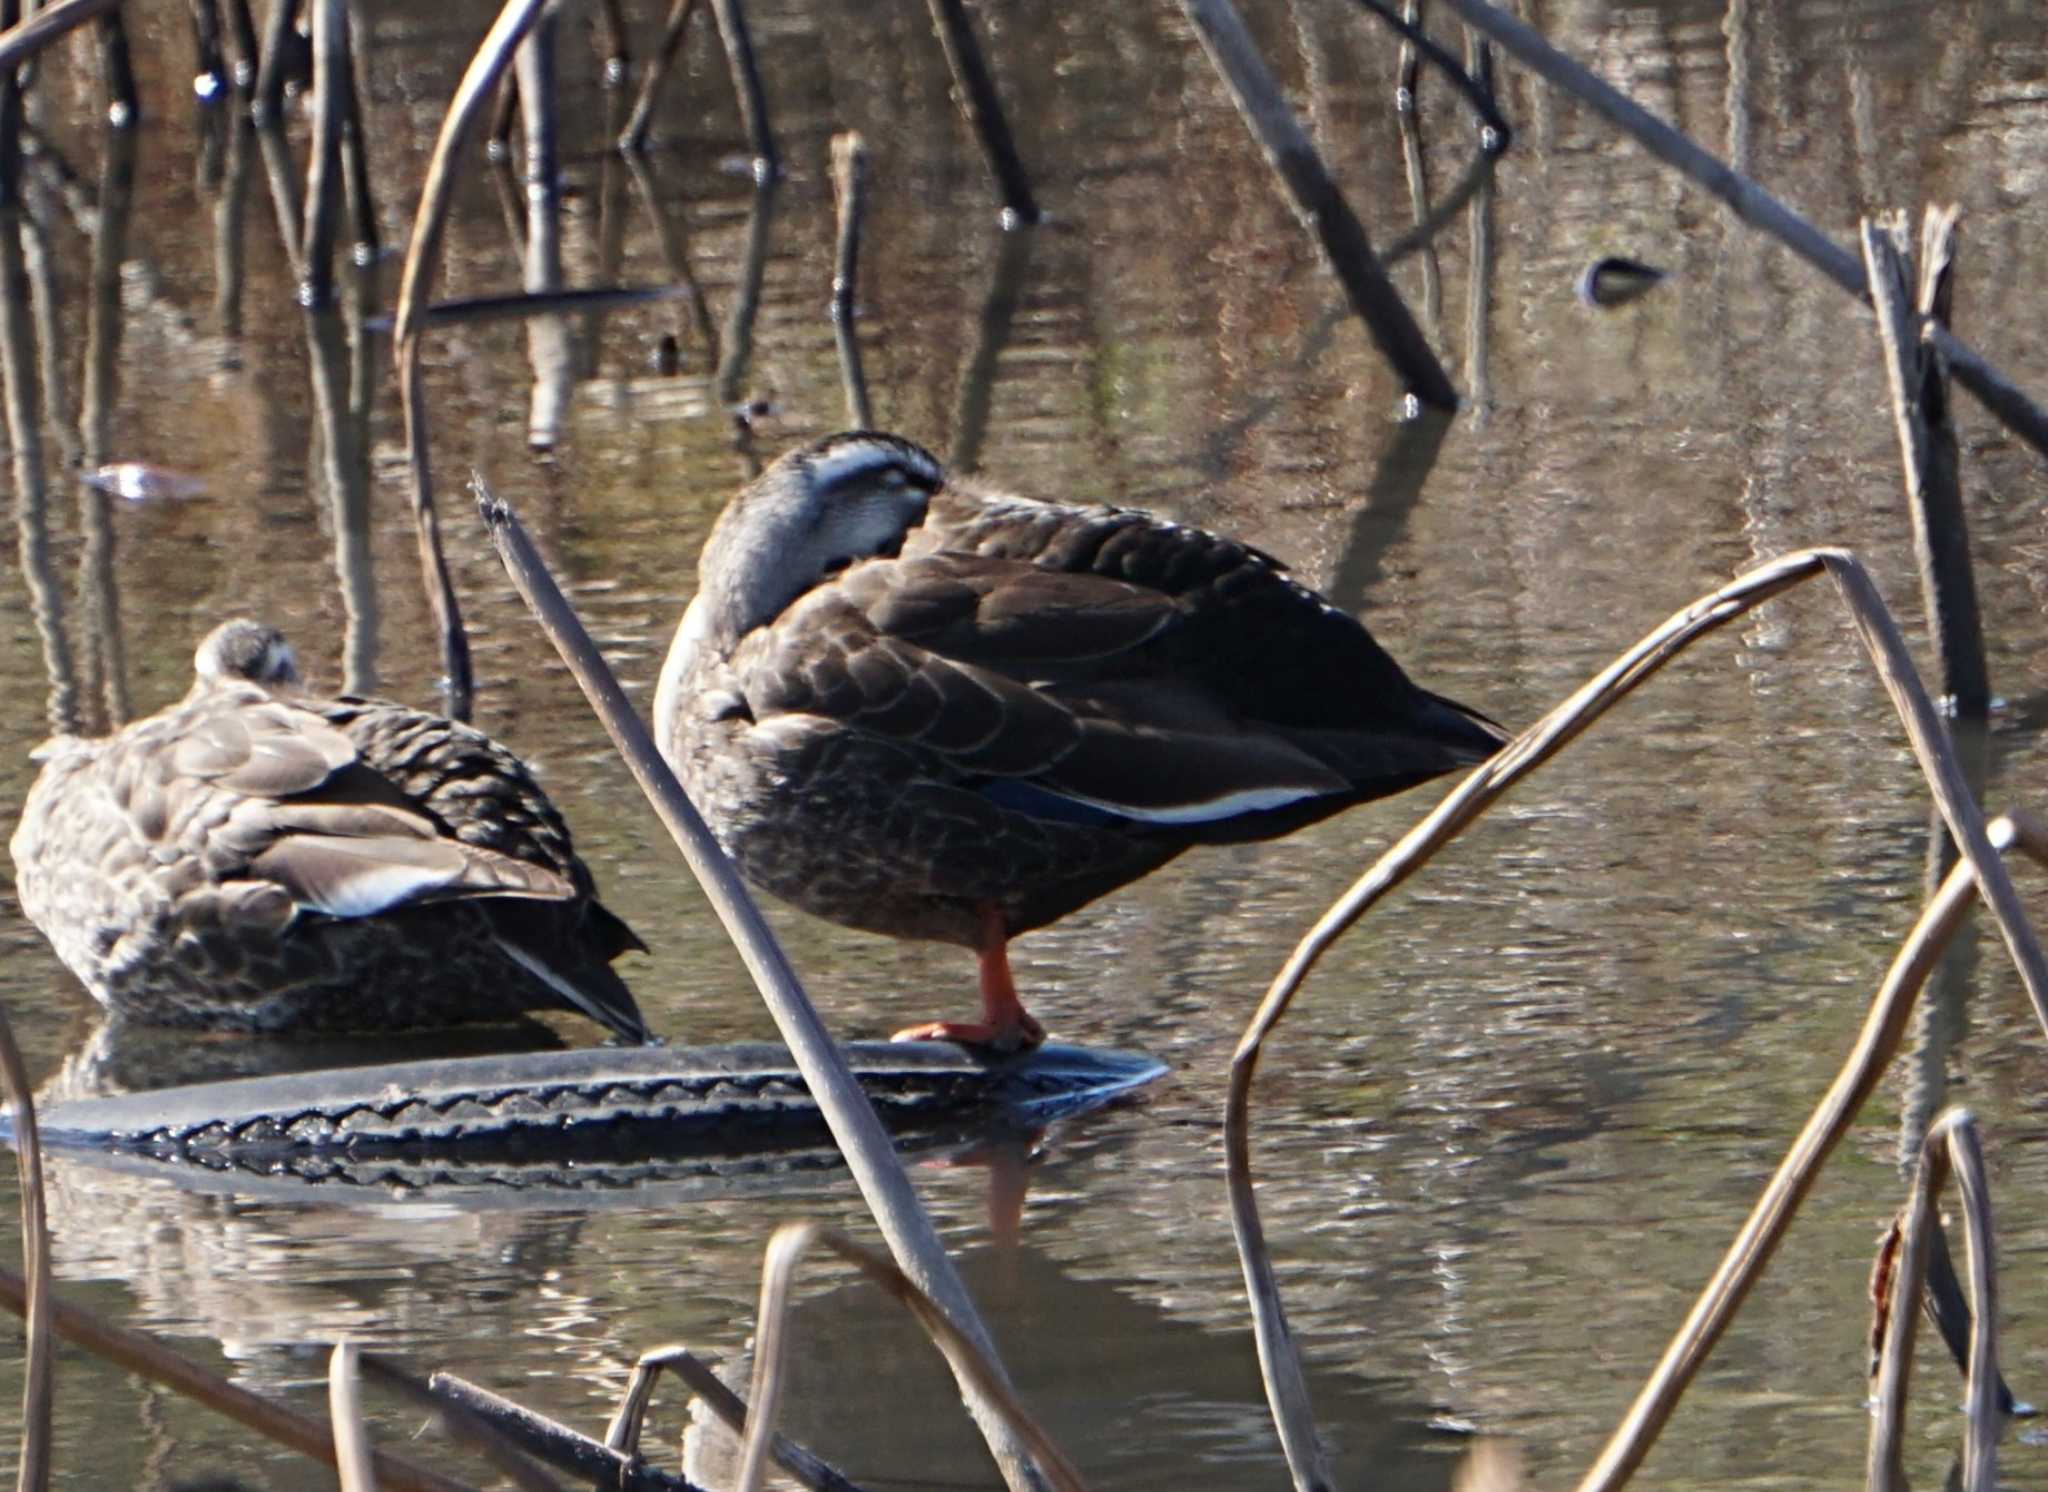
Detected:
left=738, top=551, right=1434, bottom=832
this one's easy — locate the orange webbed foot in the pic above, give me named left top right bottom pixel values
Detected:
left=890, top=1011, right=1046, bottom=1054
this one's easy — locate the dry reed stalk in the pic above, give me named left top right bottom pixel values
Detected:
left=394, top=0, right=553, bottom=720
left=1862, top=210, right=1987, bottom=719
left=358, top=1355, right=559, bottom=1491
left=707, top=0, right=776, bottom=178
left=604, top=1344, right=861, bottom=1492
left=425, top=1374, right=694, bottom=1492
left=1178, top=0, right=1457, bottom=411
left=829, top=131, right=872, bottom=428
left=620, top=0, right=702, bottom=153
left=622, top=150, right=719, bottom=366
left=0, top=1269, right=474, bottom=1492
left=0, top=1002, right=52, bottom=1492
left=1868, top=1101, right=2010, bottom=1492
left=923, top=0, right=1038, bottom=225
left=0, top=0, right=120, bottom=73
left=329, top=1342, right=376, bottom=1492
left=301, top=0, right=347, bottom=306
left=1392, top=1, right=1441, bottom=335
left=735, top=1222, right=1085, bottom=1492
left=252, top=0, right=300, bottom=125
left=1350, top=0, right=1511, bottom=141
left=476, top=480, right=1055, bottom=1492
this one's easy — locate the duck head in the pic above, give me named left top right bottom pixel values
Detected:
left=193, top=619, right=302, bottom=690
left=693, top=431, right=945, bottom=647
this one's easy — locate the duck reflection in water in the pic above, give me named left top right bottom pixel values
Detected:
left=657, top=432, right=1508, bottom=1052
left=11, top=620, right=651, bottom=1042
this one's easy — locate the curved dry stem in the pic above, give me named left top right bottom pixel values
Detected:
left=393, top=0, right=551, bottom=717
left=1228, top=548, right=1822, bottom=1489
left=0, top=1002, right=52, bottom=1492
left=736, top=1222, right=1085, bottom=1492
left=604, top=1344, right=861, bottom=1492
left=1227, top=545, right=2048, bottom=1492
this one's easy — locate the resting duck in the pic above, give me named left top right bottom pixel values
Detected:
left=655, top=432, right=1508, bottom=1052
left=10, top=620, right=651, bottom=1040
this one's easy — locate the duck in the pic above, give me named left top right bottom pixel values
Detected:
left=10, top=619, right=651, bottom=1041
left=655, top=432, right=1508, bottom=1052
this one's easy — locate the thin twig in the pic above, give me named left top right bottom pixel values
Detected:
left=330, top=1343, right=376, bottom=1492
left=623, top=150, right=718, bottom=366
left=301, top=0, right=345, bottom=306
left=426, top=1373, right=696, bottom=1492
left=1391, top=0, right=1441, bottom=336
left=0, top=1002, right=52, bottom=1492
left=474, top=480, right=1053, bottom=1492
left=1950, top=1116, right=2002, bottom=1490
left=252, top=0, right=301, bottom=127
left=736, top=1223, right=1085, bottom=1492
left=1862, top=210, right=1987, bottom=718
left=1430, top=0, right=2048, bottom=458
left=359, top=1356, right=560, bottom=1492
left=1178, top=0, right=1458, bottom=411
left=339, top=14, right=378, bottom=264
left=1869, top=1103, right=2012, bottom=1492
left=0, top=0, right=121, bottom=74
left=604, top=1345, right=863, bottom=1492
left=394, top=0, right=554, bottom=718
left=924, top=0, right=1038, bottom=225
left=712, top=174, right=775, bottom=406
left=621, top=0, right=701, bottom=153
left=0, top=1270, right=475, bottom=1492
left=829, top=131, right=872, bottom=428
left=1349, top=0, right=1510, bottom=143
left=707, top=0, right=777, bottom=180
left=515, top=10, right=574, bottom=451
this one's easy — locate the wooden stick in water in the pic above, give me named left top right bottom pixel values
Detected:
left=829, top=131, right=873, bottom=429
left=0, top=1000, right=52, bottom=1492
left=620, top=0, right=703, bottom=154
left=1178, top=0, right=1458, bottom=411
left=393, top=0, right=555, bottom=719
left=924, top=0, right=1038, bottom=225
left=1861, top=210, right=1987, bottom=719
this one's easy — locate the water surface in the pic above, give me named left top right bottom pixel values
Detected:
left=2, top=0, right=2046, bottom=1486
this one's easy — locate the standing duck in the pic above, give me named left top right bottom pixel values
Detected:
left=11, top=620, right=651, bottom=1040
left=655, top=432, right=1507, bottom=1052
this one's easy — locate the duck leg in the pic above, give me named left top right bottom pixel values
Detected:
left=891, top=903, right=1046, bottom=1052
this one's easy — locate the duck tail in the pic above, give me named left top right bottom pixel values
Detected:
left=1411, top=687, right=1512, bottom=762
left=491, top=933, right=656, bottom=1044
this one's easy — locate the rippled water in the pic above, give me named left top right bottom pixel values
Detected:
left=0, top=0, right=2046, bottom=1486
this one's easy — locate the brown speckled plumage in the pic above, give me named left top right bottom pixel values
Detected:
left=10, top=621, right=649, bottom=1039
left=655, top=433, right=1507, bottom=1048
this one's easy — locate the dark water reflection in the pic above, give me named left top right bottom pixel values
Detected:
left=1, top=0, right=2046, bottom=1486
